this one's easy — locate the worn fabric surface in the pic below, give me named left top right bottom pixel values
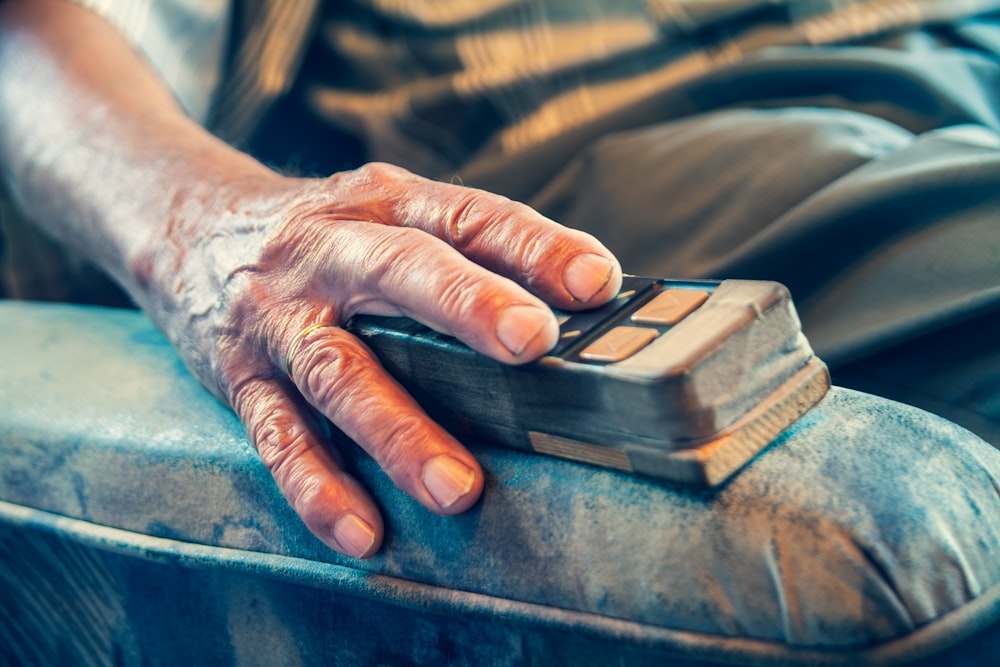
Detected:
left=3, top=302, right=1000, bottom=665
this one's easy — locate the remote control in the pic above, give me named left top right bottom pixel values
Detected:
left=347, top=277, right=829, bottom=487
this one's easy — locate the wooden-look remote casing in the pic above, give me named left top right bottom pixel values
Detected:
left=347, top=277, right=829, bottom=487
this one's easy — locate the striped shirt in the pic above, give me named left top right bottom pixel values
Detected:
left=294, top=0, right=1000, bottom=180
left=62, top=0, right=1000, bottom=164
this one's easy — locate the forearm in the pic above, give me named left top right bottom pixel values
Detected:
left=0, top=0, right=271, bottom=308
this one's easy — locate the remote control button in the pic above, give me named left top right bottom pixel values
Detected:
left=548, top=276, right=658, bottom=357
left=614, top=289, right=637, bottom=302
left=579, top=326, right=658, bottom=363
left=560, top=329, right=583, bottom=341
left=631, top=288, right=709, bottom=325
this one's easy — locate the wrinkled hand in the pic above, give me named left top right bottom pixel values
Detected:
left=143, top=162, right=622, bottom=558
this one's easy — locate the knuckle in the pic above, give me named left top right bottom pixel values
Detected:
left=251, top=412, right=304, bottom=474
left=370, top=412, right=431, bottom=478
left=520, top=232, right=576, bottom=285
left=298, top=337, right=374, bottom=419
left=235, top=386, right=325, bottom=509
left=360, top=227, right=425, bottom=278
left=334, top=162, right=412, bottom=206
left=436, top=269, right=494, bottom=320
left=444, top=191, right=491, bottom=248
left=440, top=190, right=574, bottom=291
left=351, top=227, right=455, bottom=306
left=443, top=190, right=517, bottom=251
left=237, top=392, right=301, bottom=474
left=352, top=161, right=400, bottom=182
left=293, top=335, right=433, bottom=482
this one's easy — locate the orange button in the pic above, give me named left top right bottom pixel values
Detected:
left=631, top=289, right=709, bottom=325
left=579, top=326, right=658, bottom=363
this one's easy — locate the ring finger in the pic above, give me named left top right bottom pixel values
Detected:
left=285, top=322, right=485, bottom=515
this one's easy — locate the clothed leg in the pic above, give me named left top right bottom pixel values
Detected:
left=532, top=101, right=1000, bottom=446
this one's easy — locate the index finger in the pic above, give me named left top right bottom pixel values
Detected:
left=357, top=163, right=623, bottom=309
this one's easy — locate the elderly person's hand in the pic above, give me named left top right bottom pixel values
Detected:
left=0, top=0, right=622, bottom=558
left=146, top=163, right=621, bottom=558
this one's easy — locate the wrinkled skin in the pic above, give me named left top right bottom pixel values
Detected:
left=0, top=0, right=622, bottom=558
left=150, top=164, right=621, bottom=557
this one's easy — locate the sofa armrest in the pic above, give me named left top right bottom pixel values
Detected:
left=2, top=301, right=1000, bottom=666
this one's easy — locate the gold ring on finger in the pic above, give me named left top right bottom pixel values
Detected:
left=285, top=322, right=338, bottom=375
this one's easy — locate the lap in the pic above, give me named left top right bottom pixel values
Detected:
left=510, top=29, right=1000, bottom=445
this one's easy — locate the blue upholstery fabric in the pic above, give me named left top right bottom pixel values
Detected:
left=2, top=301, right=1000, bottom=665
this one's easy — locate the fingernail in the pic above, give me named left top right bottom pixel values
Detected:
left=563, top=253, right=613, bottom=303
left=332, top=513, right=377, bottom=558
left=495, top=304, right=554, bottom=356
left=422, top=455, right=476, bottom=509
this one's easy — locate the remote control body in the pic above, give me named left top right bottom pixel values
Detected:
left=348, top=277, right=829, bottom=486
